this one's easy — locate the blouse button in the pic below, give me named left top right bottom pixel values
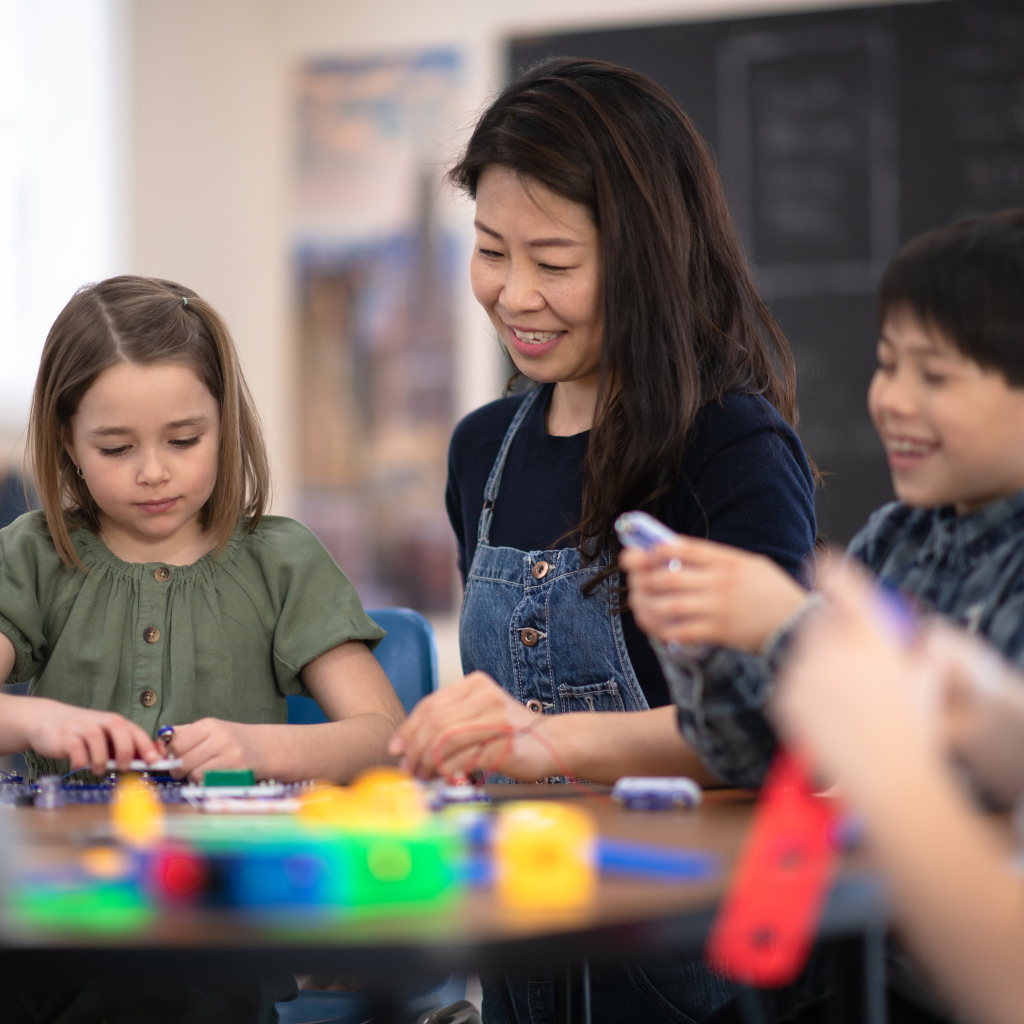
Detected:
left=143, top=626, right=161, bottom=644
left=154, top=566, right=171, bottom=582
left=519, top=628, right=540, bottom=647
left=531, top=561, right=550, bottom=580
left=140, top=690, right=158, bottom=708
left=526, top=698, right=543, bottom=714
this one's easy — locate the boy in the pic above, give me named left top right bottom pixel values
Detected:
left=623, top=208, right=1024, bottom=790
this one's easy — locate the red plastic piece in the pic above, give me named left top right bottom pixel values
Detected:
left=149, top=846, right=208, bottom=904
left=706, top=749, right=841, bottom=987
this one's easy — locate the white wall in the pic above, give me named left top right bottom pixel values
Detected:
left=0, top=0, right=125, bottom=472
left=127, top=0, right=931, bottom=514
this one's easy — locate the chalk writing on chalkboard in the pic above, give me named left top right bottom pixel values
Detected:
left=717, top=26, right=899, bottom=299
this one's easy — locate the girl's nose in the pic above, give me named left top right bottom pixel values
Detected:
left=136, top=448, right=171, bottom=485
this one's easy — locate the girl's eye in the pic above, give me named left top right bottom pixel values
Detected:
left=478, top=248, right=503, bottom=259
left=99, top=446, right=130, bottom=457
left=922, top=371, right=948, bottom=386
left=171, top=437, right=200, bottom=449
left=539, top=263, right=568, bottom=272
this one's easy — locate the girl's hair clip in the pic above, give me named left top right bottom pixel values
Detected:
left=182, top=296, right=188, bottom=307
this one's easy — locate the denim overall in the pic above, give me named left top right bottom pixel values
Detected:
left=460, top=387, right=733, bottom=1024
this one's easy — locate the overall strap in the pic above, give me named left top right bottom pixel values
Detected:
left=477, top=385, right=545, bottom=546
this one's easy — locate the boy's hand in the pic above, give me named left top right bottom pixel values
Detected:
left=387, top=672, right=556, bottom=781
left=167, top=718, right=264, bottom=783
left=7, top=695, right=160, bottom=777
left=620, top=536, right=808, bottom=652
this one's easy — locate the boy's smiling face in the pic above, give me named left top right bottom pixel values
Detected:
left=868, top=310, right=1024, bottom=514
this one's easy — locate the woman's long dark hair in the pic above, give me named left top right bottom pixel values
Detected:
left=449, top=57, right=799, bottom=574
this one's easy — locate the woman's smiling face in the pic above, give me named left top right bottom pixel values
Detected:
left=470, top=165, right=603, bottom=387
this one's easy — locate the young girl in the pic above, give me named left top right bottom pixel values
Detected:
left=391, top=56, right=816, bottom=1024
left=0, top=275, right=404, bottom=783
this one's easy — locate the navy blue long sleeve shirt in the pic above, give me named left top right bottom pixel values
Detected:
left=446, top=384, right=816, bottom=710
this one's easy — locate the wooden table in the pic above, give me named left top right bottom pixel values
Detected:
left=0, top=786, right=888, bottom=1023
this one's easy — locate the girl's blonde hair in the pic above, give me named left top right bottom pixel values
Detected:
left=27, top=275, right=270, bottom=568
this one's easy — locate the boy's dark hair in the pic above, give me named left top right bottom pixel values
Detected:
left=879, top=208, right=1024, bottom=385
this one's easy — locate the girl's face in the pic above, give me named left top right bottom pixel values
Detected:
left=65, top=360, right=221, bottom=551
left=470, top=165, right=603, bottom=388
left=868, top=312, right=1024, bottom=514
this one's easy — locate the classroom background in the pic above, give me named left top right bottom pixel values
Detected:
left=1, top=0, right=1021, bottom=685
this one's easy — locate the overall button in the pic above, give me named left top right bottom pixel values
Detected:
left=526, top=699, right=543, bottom=714
left=154, top=566, right=171, bottom=582
left=140, top=690, right=158, bottom=708
left=531, top=560, right=550, bottom=580
left=143, top=626, right=161, bottom=644
left=519, top=628, right=540, bottom=647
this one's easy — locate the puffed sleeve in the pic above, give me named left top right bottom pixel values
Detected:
left=0, top=513, right=56, bottom=684
left=256, top=519, right=387, bottom=695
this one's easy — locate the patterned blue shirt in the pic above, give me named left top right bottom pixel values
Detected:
left=662, top=488, right=1024, bottom=787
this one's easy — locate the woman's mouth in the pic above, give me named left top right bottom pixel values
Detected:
left=885, top=436, right=940, bottom=471
left=507, top=325, right=566, bottom=358
left=136, top=498, right=179, bottom=514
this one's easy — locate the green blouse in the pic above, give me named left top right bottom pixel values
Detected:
left=0, top=512, right=385, bottom=778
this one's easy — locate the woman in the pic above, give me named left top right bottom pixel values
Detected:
left=391, top=57, right=816, bottom=1022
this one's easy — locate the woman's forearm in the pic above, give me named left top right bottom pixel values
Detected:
left=538, top=705, right=722, bottom=786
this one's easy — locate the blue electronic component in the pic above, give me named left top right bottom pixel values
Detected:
left=611, top=776, right=703, bottom=810
left=599, top=838, right=718, bottom=882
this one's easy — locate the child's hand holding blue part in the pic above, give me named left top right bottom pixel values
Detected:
left=620, top=529, right=809, bottom=653
left=0, top=692, right=160, bottom=778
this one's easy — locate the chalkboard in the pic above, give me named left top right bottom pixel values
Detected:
left=511, top=0, right=1024, bottom=543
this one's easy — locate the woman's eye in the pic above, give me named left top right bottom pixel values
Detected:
left=99, top=446, right=130, bottom=457
left=539, top=263, right=568, bottom=272
left=170, top=437, right=201, bottom=449
left=922, top=371, right=948, bottom=386
left=478, top=248, right=503, bottom=259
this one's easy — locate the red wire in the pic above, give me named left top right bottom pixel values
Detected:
left=427, top=717, right=608, bottom=800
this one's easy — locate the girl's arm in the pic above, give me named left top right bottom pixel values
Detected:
left=388, top=670, right=722, bottom=786
left=620, top=536, right=809, bottom=653
left=0, top=632, right=160, bottom=774
left=776, top=564, right=1024, bottom=1024
left=170, top=640, right=405, bottom=783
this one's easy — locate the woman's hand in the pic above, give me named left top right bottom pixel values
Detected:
left=168, top=718, right=266, bottom=783
left=0, top=693, right=160, bottom=777
left=620, top=535, right=808, bottom=652
left=388, top=672, right=556, bottom=781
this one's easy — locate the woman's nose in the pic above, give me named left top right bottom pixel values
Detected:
left=500, top=261, right=545, bottom=316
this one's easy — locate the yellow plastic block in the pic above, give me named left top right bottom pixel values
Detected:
left=494, top=801, right=597, bottom=909
left=111, top=778, right=164, bottom=848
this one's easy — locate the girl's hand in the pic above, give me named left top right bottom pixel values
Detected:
left=620, top=535, right=808, bottom=652
left=168, top=718, right=265, bottom=783
left=4, top=695, right=160, bottom=777
left=387, top=672, right=556, bottom=781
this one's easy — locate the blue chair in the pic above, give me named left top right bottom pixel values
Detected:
left=287, top=607, right=439, bottom=723
left=280, top=608, right=466, bottom=1024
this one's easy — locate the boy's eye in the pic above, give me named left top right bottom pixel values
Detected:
left=99, top=445, right=130, bottom=457
left=170, top=437, right=201, bottom=449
